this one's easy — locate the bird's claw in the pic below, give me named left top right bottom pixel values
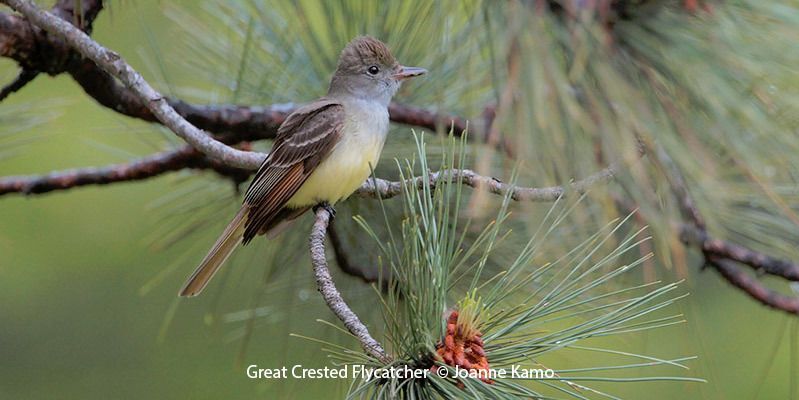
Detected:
left=314, top=202, right=336, bottom=220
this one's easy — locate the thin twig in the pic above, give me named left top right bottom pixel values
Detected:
left=0, top=68, right=37, bottom=101
left=680, top=225, right=799, bottom=282
left=310, top=208, right=392, bottom=363
left=1, top=0, right=265, bottom=169
left=356, top=166, right=617, bottom=201
left=707, top=257, right=799, bottom=314
left=648, top=139, right=799, bottom=314
left=0, top=155, right=617, bottom=200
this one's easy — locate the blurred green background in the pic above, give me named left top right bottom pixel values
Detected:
left=1, top=1, right=796, bottom=399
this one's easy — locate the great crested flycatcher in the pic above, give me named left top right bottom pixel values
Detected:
left=179, top=36, right=426, bottom=297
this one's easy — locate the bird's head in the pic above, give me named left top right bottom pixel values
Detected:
left=328, top=36, right=426, bottom=105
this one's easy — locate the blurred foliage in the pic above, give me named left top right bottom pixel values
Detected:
left=1, top=0, right=798, bottom=399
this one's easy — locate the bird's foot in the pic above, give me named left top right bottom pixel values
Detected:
left=313, top=202, right=337, bottom=220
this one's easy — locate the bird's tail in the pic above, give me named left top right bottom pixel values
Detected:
left=179, top=207, right=248, bottom=297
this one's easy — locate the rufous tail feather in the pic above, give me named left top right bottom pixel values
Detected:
left=179, top=207, right=248, bottom=297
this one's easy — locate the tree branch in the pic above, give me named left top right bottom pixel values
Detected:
left=5, top=131, right=796, bottom=304
left=0, top=0, right=102, bottom=70
left=680, top=225, right=799, bottom=282
left=0, top=68, right=37, bottom=101
left=0, top=146, right=249, bottom=196
left=310, top=207, right=392, bottom=363
left=355, top=166, right=617, bottom=201
left=2, top=0, right=476, bottom=169
left=707, top=257, right=799, bottom=314
left=67, top=66, right=470, bottom=141
left=647, top=140, right=799, bottom=314
left=1, top=0, right=265, bottom=169
left=70, top=56, right=294, bottom=139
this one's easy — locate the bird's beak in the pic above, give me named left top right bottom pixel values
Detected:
left=394, top=66, right=427, bottom=80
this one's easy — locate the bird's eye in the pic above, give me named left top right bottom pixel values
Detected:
left=367, top=65, right=379, bottom=75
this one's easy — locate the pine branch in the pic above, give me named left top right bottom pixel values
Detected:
left=0, top=146, right=249, bottom=196
left=310, top=207, right=392, bottom=363
left=0, top=68, right=37, bottom=101
left=648, top=141, right=799, bottom=314
left=1, top=0, right=265, bottom=169
left=681, top=226, right=799, bottom=282
left=707, top=257, right=799, bottom=314
left=355, top=166, right=617, bottom=201
left=0, top=0, right=102, bottom=69
left=68, top=59, right=470, bottom=143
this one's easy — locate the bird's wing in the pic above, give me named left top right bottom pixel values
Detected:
left=242, top=98, right=344, bottom=243
left=180, top=100, right=343, bottom=296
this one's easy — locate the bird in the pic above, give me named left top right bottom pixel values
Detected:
left=179, top=36, right=426, bottom=297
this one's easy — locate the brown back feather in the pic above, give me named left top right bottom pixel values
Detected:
left=241, top=99, right=344, bottom=243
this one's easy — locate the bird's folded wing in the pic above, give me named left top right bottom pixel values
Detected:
left=242, top=99, right=344, bottom=243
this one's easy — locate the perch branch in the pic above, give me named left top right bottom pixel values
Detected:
left=310, top=208, right=392, bottom=363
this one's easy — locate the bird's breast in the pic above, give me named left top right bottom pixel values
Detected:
left=286, top=101, right=389, bottom=207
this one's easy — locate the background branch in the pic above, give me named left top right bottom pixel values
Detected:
left=648, top=141, right=799, bottom=314
left=0, top=146, right=249, bottom=196
left=327, top=222, right=391, bottom=285
left=707, top=257, right=799, bottom=314
left=2, top=0, right=265, bottom=169
left=0, top=68, right=37, bottom=101
left=680, top=226, right=799, bottom=282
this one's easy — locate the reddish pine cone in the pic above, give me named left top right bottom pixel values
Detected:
left=432, top=310, right=493, bottom=384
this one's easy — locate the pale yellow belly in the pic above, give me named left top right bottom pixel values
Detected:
left=285, top=131, right=385, bottom=207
